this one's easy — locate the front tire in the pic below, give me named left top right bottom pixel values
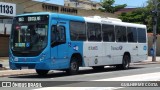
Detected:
left=66, top=57, right=79, bottom=75
left=36, top=69, right=49, bottom=76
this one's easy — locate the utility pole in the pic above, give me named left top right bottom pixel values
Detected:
left=152, top=0, right=158, bottom=62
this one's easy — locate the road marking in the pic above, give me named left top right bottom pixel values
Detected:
left=32, top=72, right=160, bottom=90
left=50, top=67, right=113, bottom=80
left=155, top=67, right=160, bottom=69
left=94, top=72, right=160, bottom=81
left=50, top=71, right=113, bottom=80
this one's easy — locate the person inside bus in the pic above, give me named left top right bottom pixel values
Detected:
left=108, top=32, right=113, bottom=42
left=96, top=30, right=102, bottom=41
left=29, top=25, right=39, bottom=44
left=89, top=31, right=96, bottom=41
left=51, top=26, right=59, bottom=43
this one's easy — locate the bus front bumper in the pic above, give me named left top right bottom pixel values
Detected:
left=9, top=61, right=51, bottom=70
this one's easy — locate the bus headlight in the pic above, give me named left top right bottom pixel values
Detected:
left=9, top=55, right=18, bottom=62
left=14, top=57, right=18, bottom=62
left=40, top=54, right=46, bottom=61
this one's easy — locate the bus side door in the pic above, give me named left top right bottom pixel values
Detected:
left=51, top=21, right=69, bottom=69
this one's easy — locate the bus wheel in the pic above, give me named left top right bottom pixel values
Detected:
left=92, top=66, right=104, bottom=71
left=36, top=69, right=49, bottom=76
left=116, top=54, right=130, bottom=70
left=66, top=57, right=79, bottom=75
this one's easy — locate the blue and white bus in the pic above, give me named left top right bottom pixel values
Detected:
left=9, top=12, right=148, bottom=76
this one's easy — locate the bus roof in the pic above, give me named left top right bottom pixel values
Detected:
left=17, top=12, right=52, bottom=16
left=84, top=16, right=146, bottom=28
left=17, top=12, right=146, bottom=28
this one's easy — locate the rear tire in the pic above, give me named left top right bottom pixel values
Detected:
left=36, top=69, right=49, bottom=76
left=116, top=54, right=130, bottom=70
left=66, top=57, right=79, bottom=75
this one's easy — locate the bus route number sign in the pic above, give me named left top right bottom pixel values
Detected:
left=0, top=2, right=16, bottom=16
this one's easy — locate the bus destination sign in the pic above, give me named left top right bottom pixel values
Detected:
left=17, top=15, right=49, bottom=23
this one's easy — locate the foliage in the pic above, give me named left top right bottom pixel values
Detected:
left=118, top=0, right=160, bottom=33
left=100, top=0, right=127, bottom=13
left=119, top=8, right=151, bottom=31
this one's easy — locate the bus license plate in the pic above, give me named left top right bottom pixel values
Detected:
left=21, top=66, right=28, bottom=69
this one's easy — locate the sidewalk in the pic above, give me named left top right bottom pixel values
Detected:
left=0, top=56, right=160, bottom=77
left=0, top=57, right=36, bottom=77
left=0, top=57, right=9, bottom=70
left=132, top=56, right=160, bottom=65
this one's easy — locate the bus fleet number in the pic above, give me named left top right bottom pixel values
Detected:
left=0, top=4, right=13, bottom=14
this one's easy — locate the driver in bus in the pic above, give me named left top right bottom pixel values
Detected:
left=28, top=25, right=39, bottom=44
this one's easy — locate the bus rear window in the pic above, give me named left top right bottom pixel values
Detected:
left=137, top=28, right=146, bottom=43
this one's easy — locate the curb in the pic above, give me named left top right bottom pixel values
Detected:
left=132, top=61, right=160, bottom=65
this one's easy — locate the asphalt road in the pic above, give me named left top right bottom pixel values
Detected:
left=0, top=63, right=160, bottom=90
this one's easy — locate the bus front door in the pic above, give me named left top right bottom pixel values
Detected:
left=50, top=22, right=68, bottom=69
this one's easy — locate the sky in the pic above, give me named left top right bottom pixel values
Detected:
left=34, top=0, right=148, bottom=8
left=105, top=0, right=148, bottom=8
left=33, top=0, right=64, bottom=5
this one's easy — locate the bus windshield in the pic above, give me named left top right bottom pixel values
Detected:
left=10, top=15, right=49, bottom=53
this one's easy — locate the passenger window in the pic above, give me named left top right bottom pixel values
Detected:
left=58, top=26, right=66, bottom=42
left=87, top=23, right=101, bottom=41
left=137, top=28, right=146, bottom=43
left=102, top=24, right=115, bottom=42
left=70, top=21, right=86, bottom=41
left=115, top=26, right=127, bottom=42
left=51, top=25, right=57, bottom=42
left=127, top=27, right=137, bottom=42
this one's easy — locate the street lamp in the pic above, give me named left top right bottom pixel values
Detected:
left=151, top=0, right=160, bottom=62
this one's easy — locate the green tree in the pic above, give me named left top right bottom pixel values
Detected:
left=146, top=0, right=160, bottom=33
left=100, top=0, right=127, bottom=13
left=118, top=0, right=160, bottom=33
left=119, top=8, right=149, bottom=25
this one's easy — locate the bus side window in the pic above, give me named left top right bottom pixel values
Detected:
left=57, top=26, right=66, bottom=42
left=51, top=25, right=66, bottom=43
left=51, top=25, right=57, bottom=43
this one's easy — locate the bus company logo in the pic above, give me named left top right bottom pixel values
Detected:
left=73, top=45, right=79, bottom=51
left=111, top=46, right=123, bottom=50
left=26, top=43, right=30, bottom=47
left=68, top=42, right=72, bottom=47
left=143, top=46, right=147, bottom=50
left=88, top=46, right=98, bottom=50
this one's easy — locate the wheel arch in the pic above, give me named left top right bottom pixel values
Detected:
left=123, top=52, right=131, bottom=63
left=70, top=53, right=83, bottom=66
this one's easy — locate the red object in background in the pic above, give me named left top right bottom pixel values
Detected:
left=16, top=26, right=20, bottom=30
